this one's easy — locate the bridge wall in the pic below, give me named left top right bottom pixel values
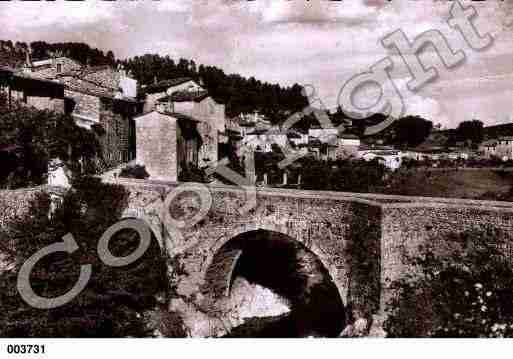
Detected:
left=380, top=203, right=513, bottom=312
left=4, top=181, right=513, bottom=331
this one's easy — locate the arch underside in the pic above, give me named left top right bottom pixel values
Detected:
left=202, top=228, right=344, bottom=308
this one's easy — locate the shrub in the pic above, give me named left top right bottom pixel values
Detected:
left=179, top=163, right=208, bottom=183
left=385, top=226, right=513, bottom=337
left=119, top=164, right=150, bottom=179
left=0, top=176, right=173, bottom=337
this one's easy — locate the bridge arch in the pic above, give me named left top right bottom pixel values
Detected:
left=202, top=227, right=346, bottom=337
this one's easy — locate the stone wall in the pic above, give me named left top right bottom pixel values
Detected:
left=135, top=112, right=178, bottom=181
left=65, top=89, right=100, bottom=122
left=100, top=98, right=134, bottom=166
left=380, top=202, right=513, bottom=312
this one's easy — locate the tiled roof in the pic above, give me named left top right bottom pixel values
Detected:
left=340, top=133, right=360, bottom=139
left=60, top=76, right=114, bottom=98
left=79, top=66, right=120, bottom=91
left=28, top=57, right=83, bottom=80
left=15, top=57, right=138, bottom=102
left=157, top=90, right=209, bottom=103
left=143, top=77, right=193, bottom=94
left=135, top=110, right=198, bottom=123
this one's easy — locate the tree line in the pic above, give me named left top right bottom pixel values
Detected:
left=121, top=54, right=308, bottom=119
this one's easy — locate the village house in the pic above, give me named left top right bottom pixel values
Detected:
left=357, top=145, right=402, bottom=170
left=306, top=126, right=361, bottom=160
left=134, top=80, right=226, bottom=180
left=1, top=66, right=65, bottom=112
left=287, top=130, right=309, bottom=147
left=308, top=127, right=338, bottom=145
left=480, top=139, right=498, bottom=159
left=481, top=136, right=513, bottom=161
left=152, top=86, right=224, bottom=167
left=17, top=55, right=142, bottom=167
left=236, top=111, right=271, bottom=137
left=337, top=133, right=361, bottom=158
left=141, top=77, right=203, bottom=114
left=134, top=109, right=201, bottom=182
left=241, top=126, right=288, bottom=154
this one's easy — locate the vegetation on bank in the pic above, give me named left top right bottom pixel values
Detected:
left=0, top=176, right=185, bottom=337
left=385, top=226, right=513, bottom=338
left=0, top=94, right=101, bottom=189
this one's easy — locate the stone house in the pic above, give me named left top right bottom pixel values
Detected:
left=134, top=109, right=201, bottom=182
left=142, top=77, right=204, bottom=114
left=479, top=139, right=498, bottom=159
left=242, top=127, right=288, bottom=153
left=337, top=133, right=361, bottom=159
left=153, top=87, right=225, bottom=168
left=19, top=56, right=143, bottom=167
left=23, top=56, right=82, bottom=79
left=1, top=67, right=65, bottom=112
left=491, top=136, right=513, bottom=161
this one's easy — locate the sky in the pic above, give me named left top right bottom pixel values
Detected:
left=1, top=0, right=513, bottom=128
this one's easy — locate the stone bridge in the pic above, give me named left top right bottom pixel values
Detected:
left=107, top=178, right=513, bottom=330
left=3, top=179, right=513, bottom=336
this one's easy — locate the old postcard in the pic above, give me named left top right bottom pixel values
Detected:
left=1, top=0, right=513, bottom=346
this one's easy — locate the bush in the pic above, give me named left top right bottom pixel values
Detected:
left=119, top=165, right=150, bottom=179
left=0, top=176, right=174, bottom=337
left=0, top=96, right=101, bottom=189
left=385, top=226, right=513, bottom=337
left=178, top=163, right=208, bottom=183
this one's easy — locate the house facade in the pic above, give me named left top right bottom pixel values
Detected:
left=493, top=136, right=513, bottom=160
left=134, top=110, right=201, bottom=182
left=480, top=139, right=498, bottom=159
left=155, top=88, right=224, bottom=167
left=19, top=56, right=142, bottom=167
left=142, top=77, right=203, bottom=114
left=1, top=67, right=65, bottom=113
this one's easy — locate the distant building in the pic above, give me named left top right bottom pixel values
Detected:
left=357, top=145, right=401, bottom=170
left=308, top=128, right=338, bottom=144
left=480, top=139, right=498, bottom=159
left=492, top=136, right=513, bottom=161
left=337, top=133, right=361, bottom=158
left=242, top=127, right=288, bottom=153
left=287, top=130, right=308, bottom=147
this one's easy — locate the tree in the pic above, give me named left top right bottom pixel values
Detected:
left=389, top=116, right=433, bottom=148
left=0, top=94, right=101, bottom=188
left=456, top=120, right=484, bottom=147
left=123, top=53, right=308, bottom=119
left=0, top=176, right=178, bottom=337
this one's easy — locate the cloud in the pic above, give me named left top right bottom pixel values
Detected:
left=0, top=0, right=512, bottom=128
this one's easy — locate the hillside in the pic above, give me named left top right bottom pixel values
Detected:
left=483, top=123, right=513, bottom=140
left=384, top=168, right=513, bottom=200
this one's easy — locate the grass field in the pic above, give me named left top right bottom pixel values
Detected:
left=382, top=168, right=513, bottom=201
